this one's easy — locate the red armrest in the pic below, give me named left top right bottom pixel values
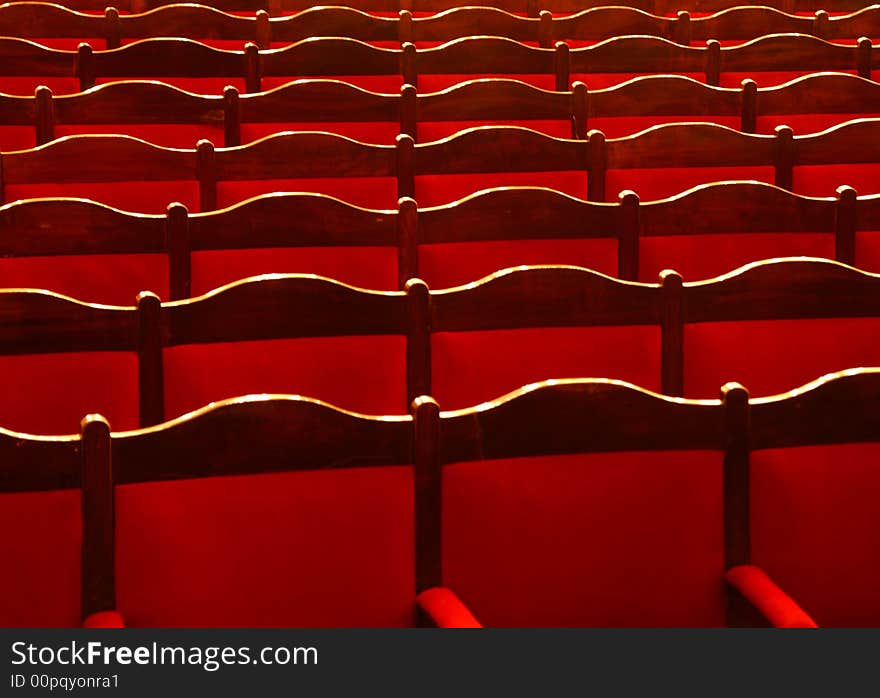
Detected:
left=416, top=587, right=483, bottom=628
left=82, top=610, right=126, bottom=628
left=725, top=565, right=818, bottom=628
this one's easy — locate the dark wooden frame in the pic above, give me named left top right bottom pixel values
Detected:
left=0, top=33, right=874, bottom=95
left=3, top=4, right=878, bottom=48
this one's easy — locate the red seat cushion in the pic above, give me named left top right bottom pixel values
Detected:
left=0, top=489, right=81, bottom=627
left=418, top=238, right=618, bottom=289
left=683, top=317, right=880, bottom=398
left=443, top=450, right=725, bottom=626
left=638, top=232, right=834, bottom=282
left=0, top=351, right=139, bottom=434
left=0, top=254, right=169, bottom=305
left=794, top=163, right=880, bottom=197
left=751, top=443, right=880, bottom=627
left=431, top=325, right=661, bottom=410
left=116, top=466, right=415, bottom=627
left=163, top=335, right=408, bottom=419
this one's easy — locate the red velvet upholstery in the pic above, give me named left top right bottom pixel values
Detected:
left=794, top=163, right=880, bottom=197
left=751, top=443, right=880, bottom=627
left=431, top=326, right=661, bottom=410
left=443, top=450, right=725, bottom=626
left=855, top=230, right=880, bottom=273
left=724, top=565, right=817, bottom=629
left=0, top=126, right=36, bottom=151
left=0, top=254, right=169, bottom=305
left=0, top=489, right=81, bottom=627
left=191, top=247, right=399, bottom=295
left=163, top=335, right=408, bottom=419
left=0, top=352, right=139, bottom=435
left=115, top=466, right=415, bottom=627
left=639, top=233, right=834, bottom=282
left=0, top=77, right=79, bottom=96
left=683, top=318, right=880, bottom=398
left=416, top=587, right=482, bottom=628
left=419, top=238, right=618, bottom=289
left=82, top=610, right=126, bottom=628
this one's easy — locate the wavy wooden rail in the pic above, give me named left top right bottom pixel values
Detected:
left=2, top=2, right=878, bottom=48
left=0, top=33, right=875, bottom=94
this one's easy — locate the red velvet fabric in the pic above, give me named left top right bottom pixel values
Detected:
left=115, top=466, right=415, bottom=627
left=416, top=587, right=482, bottom=628
left=163, top=335, right=408, bottom=419
left=638, top=233, right=834, bottom=282
left=683, top=318, right=880, bottom=399
left=419, top=238, right=618, bottom=289
left=0, top=351, right=139, bottom=434
left=0, top=254, right=169, bottom=305
left=855, top=231, right=880, bottom=273
left=724, top=565, right=817, bottom=629
left=0, top=126, right=36, bottom=152
left=0, top=77, right=80, bottom=96
left=431, top=325, right=661, bottom=410
left=82, top=610, right=126, bottom=628
left=443, top=450, right=726, bottom=626
left=0, top=489, right=81, bottom=627
left=751, top=443, right=880, bottom=627
left=191, top=247, right=399, bottom=295
left=793, top=164, right=880, bottom=197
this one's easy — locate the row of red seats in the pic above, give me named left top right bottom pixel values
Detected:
left=4, top=3, right=876, bottom=49
left=0, top=181, right=873, bottom=302
left=2, top=33, right=876, bottom=96
left=8, top=367, right=880, bottom=628
left=3, top=73, right=880, bottom=152
left=3, top=121, right=879, bottom=211
left=0, top=257, right=877, bottom=433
